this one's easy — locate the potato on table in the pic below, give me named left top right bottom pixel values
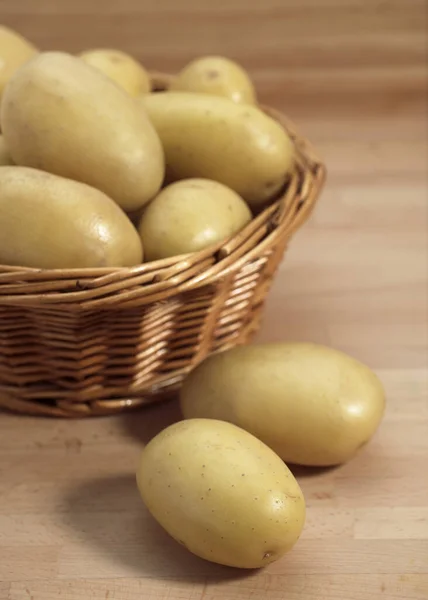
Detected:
left=181, top=343, right=386, bottom=466
left=137, top=419, right=305, bottom=568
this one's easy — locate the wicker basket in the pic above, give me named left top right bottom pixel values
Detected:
left=0, top=74, right=326, bottom=417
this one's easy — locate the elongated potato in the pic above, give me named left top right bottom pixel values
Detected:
left=137, top=419, right=305, bottom=568
left=181, top=343, right=386, bottom=466
left=170, top=56, right=256, bottom=104
left=0, top=25, right=38, bottom=100
left=79, top=49, right=151, bottom=96
left=1, top=52, right=164, bottom=211
left=140, top=92, right=294, bottom=209
left=0, top=166, right=143, bottom=269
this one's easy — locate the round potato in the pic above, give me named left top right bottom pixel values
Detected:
left=1, top=52, right=164, bottom=212
left=138, top=179, right=252, bottom=261
left=0, top=25, right=38, bottom=101
left=140, top=92, right=294, bottom=210
left=0, top=135, right=13, bottom=165
left=170, top=56, right=256, bottom=104
left=79, top=49, right=151, bottom=97
left=0, top=166, right=143, bottom=269
left=137, top=418, right=305, bottom=568
left=181, top=343, right=386, bottom=467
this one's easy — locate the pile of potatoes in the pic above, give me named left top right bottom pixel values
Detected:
left=0, top=26, right=294, bottom=269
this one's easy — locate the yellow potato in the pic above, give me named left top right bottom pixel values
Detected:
left=181, top=343, right=386, bottom=467
left=138, top=179, right=252, bottom=261
left=79, top=49, right=151, bottom=97
left=170, top=56, right=256, bottom=104
left=0, top=166, right=143, bottom=268
left=140, top=92, right=294, bottom=210
left=137, top=418, right=305, bottom=568
left=0, top=135, right=13, bottom=165
left=1, top=52, right=164, bottom=211
left=0, top=25, right=38, bottom=101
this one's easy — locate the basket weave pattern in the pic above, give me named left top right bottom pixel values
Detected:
left=0, top=76, right=325, bottom=417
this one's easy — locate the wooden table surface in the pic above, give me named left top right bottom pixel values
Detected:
left=1, top=1, right=427, bottom=598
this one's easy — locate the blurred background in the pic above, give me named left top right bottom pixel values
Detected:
left=2, top=1, right=426, bottom=117
left=1, top=0, right=427, bottom=368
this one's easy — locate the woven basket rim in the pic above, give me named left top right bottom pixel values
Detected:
left=0, top=73, right=326, bottom=308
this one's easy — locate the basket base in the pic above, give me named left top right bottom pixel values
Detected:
left=0, top=320, right=262, bottom=418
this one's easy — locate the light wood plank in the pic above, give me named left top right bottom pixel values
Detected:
left=6, top=576, right=428, bottom=600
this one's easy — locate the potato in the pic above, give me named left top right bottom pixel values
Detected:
left=1, top=52, right=164, bottom=212
left=181, top=343, right=386, bottom=467
left=170, top=56, right=256, bottom=104
left=79, top=49, right=151, bottom=97
left=138, top=179, right=252, bottom=261
left=0, top=135, right=13, bottom=165
left=0, top=25, right=38, bottom=101
left=137, top=418, right=305, bottom=568
left=140, top=92, right=294, bottom=210
left=0, top=166, right=143, bottom=268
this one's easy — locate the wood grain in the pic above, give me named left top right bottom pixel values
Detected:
left=0, top=0, right=427, bottom=598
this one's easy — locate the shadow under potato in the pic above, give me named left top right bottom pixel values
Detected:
left=119, top=395, right=183, bottom=445
left=62, top=473, right=250, bottom=583
left=288, top=464, right=340, bottom=479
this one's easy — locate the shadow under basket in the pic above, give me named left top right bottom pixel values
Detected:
left=0, top=75, right=326, bottom=417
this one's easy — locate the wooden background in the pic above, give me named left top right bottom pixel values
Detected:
left=0, top=1, right=427, bottom=598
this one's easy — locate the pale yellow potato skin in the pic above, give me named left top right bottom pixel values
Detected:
left=140, top=92, right=294, bottom=210
left=170, top=56, right=256, bottom=104
left=138, top=179, right=252, bottom=261
left=0, top=135, right=13, bottom=165
left=0, top=166, right=143, bottom=269
left=1, top=52, right=164, bottom=211
left=136, top=418, right=306, bottom=569
left=79, top=49, right=151, bottom=97
left=181, top=343, right=386, bottom=467
left=0, top=25, right=38, bottom=100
